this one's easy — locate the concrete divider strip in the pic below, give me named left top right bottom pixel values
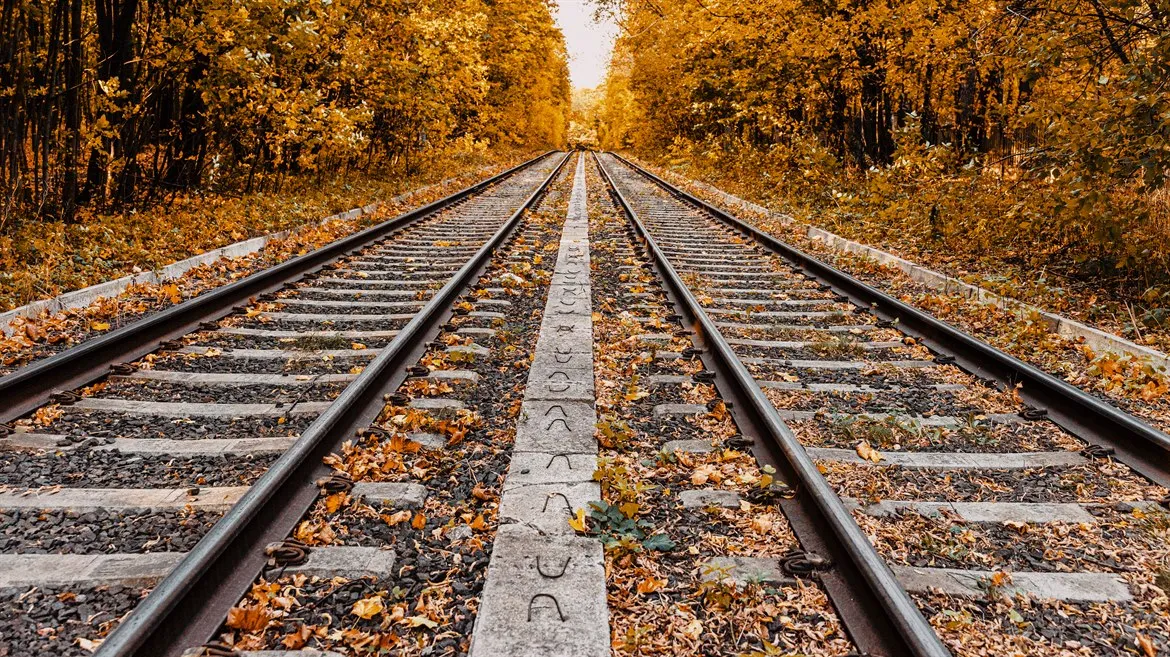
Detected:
left=470, top=156, right=608, bottom=657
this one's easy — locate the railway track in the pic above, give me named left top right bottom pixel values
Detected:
left=0, top=151, right=572, bottom=656
left=1, top=147, right=1167, bottom=657
left=593, top=152, right=1170, bottom=656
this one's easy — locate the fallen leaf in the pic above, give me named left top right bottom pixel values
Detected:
left=162, top=283, right=182, bottom=303
left=636, top=577, right=666, bottom=594
left=352, top=595, right=385, bottom=620
left=282, top=625, right=311, bottom=649
left=691, top=465, right=715, bottom=485
left=1137, top=634, right=1156, bottom=657
left=405, top=615, right=438, bottom=629
left=91, top=322, right=110, bottom=331
left=226, top=606, right=274, bottom=631
left=383, top=510, right=412, bottom=526
left=855, top=441, right=883, bottom=463
left=323, top=493, right=346, bottom=514
left=568, top=507, right=587, bottom=532
left=411, top=512, right=427, bottom=530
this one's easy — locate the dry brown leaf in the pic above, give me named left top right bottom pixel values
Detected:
left=382, top=510, right=412, bottom=526
left=691, top=465, right=715, bottom=485
left=281, top=625, right=311, bottom=649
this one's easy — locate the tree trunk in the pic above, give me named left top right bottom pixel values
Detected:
left=61, top=0, right=81, bottom=222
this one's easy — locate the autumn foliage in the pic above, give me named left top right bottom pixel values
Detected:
left=597, top=0, right=1170, bottom=320
left=0, top=0, right=570, bottom=224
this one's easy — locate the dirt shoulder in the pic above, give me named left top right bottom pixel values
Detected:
left=0, top=152, right=539, bottom=376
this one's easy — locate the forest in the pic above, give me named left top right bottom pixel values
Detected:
left=0, top=0, right=570, bottom=225
left=593, top=0, right=1170, bottom=332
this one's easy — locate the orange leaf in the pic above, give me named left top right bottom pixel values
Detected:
left=411, top=512, right=427, bottom=530
left=1137, top=634, right=1156, bottom=657
left=323, top=493, right=346, bottom=514
left=636, top=577, right=666, bottom=594
left=226, top=606, right=274, bottom=632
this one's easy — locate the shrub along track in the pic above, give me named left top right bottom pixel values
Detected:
left=0, top=151, right=572, bottom=657
left=595, top=151, right=1170, bottom=657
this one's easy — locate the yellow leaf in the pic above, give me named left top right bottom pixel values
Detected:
left=351, top=595, right=385, bottom=620
left=406, top=615, right=438, bottom=629
left=568, top=507, right=587, bottom=532
left=91, top=322, right=110, bottom=331
left=855, top=441, right=883, bottom=463
left=351, top=342, right=367, bottom=350
left=619, top=502, right=640, bottom=518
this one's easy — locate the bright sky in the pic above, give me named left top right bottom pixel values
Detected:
left=552, top=0, right=618, bottom=90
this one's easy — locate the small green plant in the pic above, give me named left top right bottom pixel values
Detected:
left=585, top=500, right=674, bottom=553
left=831, top=414, right=946, bottom=448
left=697, top=563, right=737, bottom=609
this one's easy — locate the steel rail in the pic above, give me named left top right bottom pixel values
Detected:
left=0, top=151, right=557, bottom=425
left=606, top=153, right=1170, bottom=489
left=595, top=152, right=951, bottom=657
left=94, top=151, right=573, bottom=657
